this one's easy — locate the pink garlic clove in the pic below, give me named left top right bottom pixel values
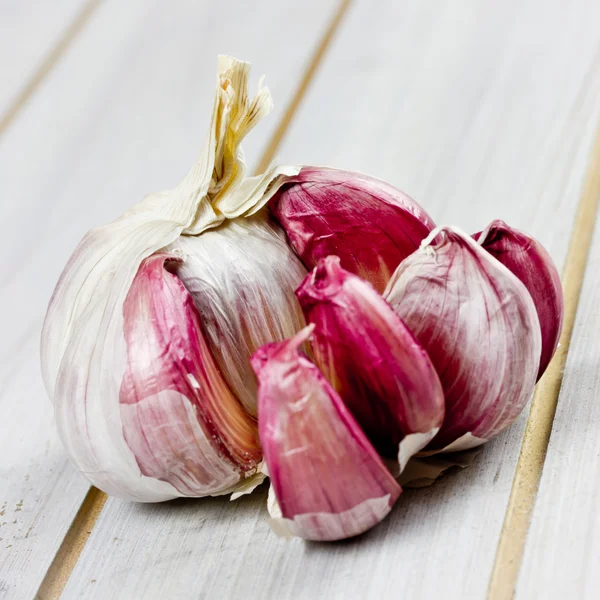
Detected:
left=270, top=167, right=436, bottom=293
left=473, top=220, right=564, bottom=380
left=120, top=253, right=262, bottom=496
left=251, top=326, right=401, bottom=541
left=296, top=256, right=444, bottom=464
left=385, top=226, right=542, bottom=452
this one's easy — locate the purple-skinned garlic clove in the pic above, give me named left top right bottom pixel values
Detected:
left=270, top=167, right=436, bottom=293
left=251, top=326, right=401, bottom=541
left=385, top=226, right=542, bottom=452
left=120, top=253, right=263, bottom=496
left=296, top=256, right=444, bottom=465
left=473, top=220, right=564, bottom=380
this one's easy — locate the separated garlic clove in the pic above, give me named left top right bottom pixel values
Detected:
left=473, top=220, right=564, bottom=380
left=168, top=214, right=307, bottom=417
left=270, top=167, right=436, bottom=293
left=296, top=256, right=444, bottom=465
left=385, top=226, right=542, bottom=452
left=252, top=326, right=401, bottom=541
left=120, top=253, right=262, bottom=496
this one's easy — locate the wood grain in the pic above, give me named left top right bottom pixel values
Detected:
left=0, top=1, right=341, bottom=598
left=0, top=0, right=96, bottom=133
left=489, top=123, right=600, bottom=599
left=515, top=143, right=600, bottom=598
left=61, top=1, right=600, bottom=599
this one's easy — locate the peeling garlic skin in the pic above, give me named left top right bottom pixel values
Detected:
left=168, top=213, right=307, bottom=417
left=297, top=256, right=444, bottom=459
left=120, top=253, right=262, bottom=496
left=271, top=167, right=436, bottom=294
left=252, top=326, right=401, bottom=541
left=385, top=227, right=542, bottom=451
left=474, top=220, right=564, bottom=380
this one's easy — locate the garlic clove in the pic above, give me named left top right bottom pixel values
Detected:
left=385, top=226, right=542, bottom=451
left=120, top=253, right=262, bottom=496
left=251, top=326, right=401, bottom=541
left=168, top=213, right=307, bottom=417
left=296, top=256, right=444, bottom=464
left=270, top=167, right=436, bottom=293
left=473, top=220, right=564, bottom=380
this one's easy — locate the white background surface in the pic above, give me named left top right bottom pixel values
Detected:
left=1, top=1, right=600, bottom=598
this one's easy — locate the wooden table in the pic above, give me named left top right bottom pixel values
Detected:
left=2, top=1, right=600, bottom=598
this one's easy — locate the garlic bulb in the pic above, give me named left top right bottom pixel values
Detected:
left=41, top=53, right=562, bottom=543
left=41, top=56, right=300, bottom=501
left=270, top=167, right=436, bottom=293
left=474, top=220, right=564, bottom=380
left=251, top=326, right=401, bottom=541
left=296, top=256, right=444, bottom=463
left=385, top=226, right=542, bottom=452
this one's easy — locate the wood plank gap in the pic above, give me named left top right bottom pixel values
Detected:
left=487, top=121, right=600, bottom=600
left=31, top=1, right=351, bottom=597
left=0, top=0, right=102, bottom=138
left=35, top=487, right=107, bottom=600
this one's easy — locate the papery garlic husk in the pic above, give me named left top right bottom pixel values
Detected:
left=120, top=253, right=262, bottom=496
left=270, top=167, right=436, bottom=293
left=296, top=256, right=444, bottom=466
left=167, top=213, right=307, bottom=417
left=40, top=56, right=300, bottom=501
left=252, top=326, right=401, bottom=541
left=385, top=226, right=542, bottom=452
left=473, top=220, right=564, bottom=380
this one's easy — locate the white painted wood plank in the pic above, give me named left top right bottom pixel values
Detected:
left=0, top=0, right=87, bottom=118
left=0, top=1, right=340, bottom=598
left=516, top=194, right=600, bottom=596
left=62, top=1, right=600, bottom=599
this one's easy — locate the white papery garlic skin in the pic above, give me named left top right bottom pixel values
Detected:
left=169, top=214, right=307, bottom=417
left=40, top=56, right=299, bottom=501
